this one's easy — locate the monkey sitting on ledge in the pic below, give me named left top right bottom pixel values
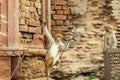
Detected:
left=43, top=23, right=65, bottom=79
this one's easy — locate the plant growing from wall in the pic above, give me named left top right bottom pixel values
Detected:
left=88, top=69, right=97, bottom=80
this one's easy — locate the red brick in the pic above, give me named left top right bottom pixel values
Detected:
left=64, top=10, right=71, bottom=14
left=19, top=25, right=28, bottom=32
left=20, top=12, right=26, bottom=18
left=52, top=26, right=68, bottom=31
left=55, top=6, right=62, bottom=9
left=28, top=7, right=36, bottom=12
left=28, top=27, right=37, bottom=33
left=57, top=10, right=64, bottom=14
left=26, top=20, right=40, bottom=26
left=52, top=0, right=67, bottom=5
left=68, top=0, right=77, bottom=6
left=20, top=19, right=25, bottom=25
left=53, top=15, right=67, bottom=20
left=68, top=15, right=72, bottom=19
left=56, top=20, right=63, bottom=25
left=63, top=6, right=69, bottom=10
left=51, top=20, right=55, bottom=26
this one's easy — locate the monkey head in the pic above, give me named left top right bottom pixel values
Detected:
left=105, top=25, right=113, bottom=33
left=54, top=33, right=63, bottom=42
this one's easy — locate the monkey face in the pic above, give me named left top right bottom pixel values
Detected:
left=55, top=36, right=62, bottom=42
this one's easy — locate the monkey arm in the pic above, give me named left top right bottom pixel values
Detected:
left=43, top=24, right=54, bottom=43
left=112, top=31, right=117, bottom=48
left=104, top=34, right=107, bottom=52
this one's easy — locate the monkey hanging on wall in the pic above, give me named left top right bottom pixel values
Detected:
left=43, top=22, right=65, bottom=80
left=104, top=25, right=117, bottom=52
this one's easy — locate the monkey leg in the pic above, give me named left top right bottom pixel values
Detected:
left=45, top=57, right=54, bottom=78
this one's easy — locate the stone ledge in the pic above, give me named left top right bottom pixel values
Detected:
left=0, top=47, right=47, bottom=57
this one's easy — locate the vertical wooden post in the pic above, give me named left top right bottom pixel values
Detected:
left=8, top=0, right=21, bottom=80
left=46, top=0, right=51, bottom=32
left=42, top=0, right=46, bottom=22
left=104, top=50, right=110, bottom=80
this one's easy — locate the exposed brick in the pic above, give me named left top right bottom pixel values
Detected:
left=20, top=12, right=26, bottom=18
left=25, top=1, right=31, bottom=6
left=52, top=0, right=67, bottom=5
left=57, top=10, right=64, bottom=14
left=20, top=5, right=27, bottom=11
left=28, top=7, right=36, bottom=12
left=30, top=1, right=34, bottom=7
left=68, top=15, right=72, bottom=19
left=28, top=27, right=37, bottom=33
left=55, top=6, right=62, bottom=9
left=51, top=20, right=55, bottom=26
left=64, top=10, right=71, bottom=14
left=68, top=0, right=77, bottom=6
left=52, top=26, right=68, bottom=31
left=19, top=25, right=28, bottom=32
left=53, top=15, right=67, bottom=20
left=26, top=20, right=40, bottom=26
left=20, top=19, right=25, bottom=25
left=56, top=20, right=63, bottom=25
left=35, top=2, right=41, bottom=8
left=25, top=12, right=31, bottom=19
left=63, top=6, right=69, bottom=10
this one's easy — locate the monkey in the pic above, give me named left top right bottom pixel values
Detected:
left=43, top=23, right=65, bottom=80
left=104, top=25, right=117, bottom=52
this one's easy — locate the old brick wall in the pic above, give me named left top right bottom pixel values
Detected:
left=19, top=0, right=119, bottom=79
left=19, top=0, right=44, bottom=48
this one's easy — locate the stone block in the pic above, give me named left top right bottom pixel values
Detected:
left=68, top=0, right=77, bottom=6
left=28, top=7, right=36, bottom=13
left=26, top=20, right=40, bottom=26
left=25, top=1, right=31, bottom=6
left=20, top=18, right=25, bottom=25
left=52, top=0, right=67, bottom=5
left=56, top=10, right=64, bottom=14
left=28, top=27, right=37, bottom=33
left=56, top=20, right=63, bottom=25
left=19, top=25, right=28, bottom=32
left=55, top=6, right=62, bottom=9
left=64, top=10, right=71, bottom=14
left=53, top=15, right=67, bottom=20
left=35, top=2, right=41, bottom=8
left=63, top=6, right=69, bottom=10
